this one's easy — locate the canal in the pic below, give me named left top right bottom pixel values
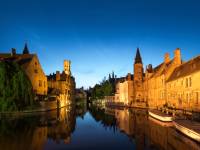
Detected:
left=0, top=105, right=199, bottom=150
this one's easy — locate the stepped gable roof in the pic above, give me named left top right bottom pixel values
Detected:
left=153, top=62, right=164, bottom=73
left=167, top=55, right=200, bottom=82
left=151, top=60, right=173, bottom=78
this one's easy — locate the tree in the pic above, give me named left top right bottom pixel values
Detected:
left=0, top=61, right=34, bottom=111
left=90, top=71, right=118, bottom=100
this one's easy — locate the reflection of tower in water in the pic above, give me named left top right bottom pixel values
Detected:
left=114, top=108, right=148, bottom=150
left=47, top=107, right=76, bottom=144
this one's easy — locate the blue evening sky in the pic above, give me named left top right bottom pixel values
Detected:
left=0, top=0, right=200, bottom=88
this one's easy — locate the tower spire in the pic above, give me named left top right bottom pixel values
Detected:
left=23, top=42, right=29, bottom=54
left=134, top=48, right=142, bottom=64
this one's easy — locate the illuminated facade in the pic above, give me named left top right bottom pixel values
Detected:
left=144, top=48, right=182, bottom=108
left=0, top=44, right=48, bottom=96
left=115, top=73, right=134, bottom=105
left=47, top=60, right=75, bottom=106
left=113, top=48, right=200, bottom=112
left=166, top=55, right=200, bottom=112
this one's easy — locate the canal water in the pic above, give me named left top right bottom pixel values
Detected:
left=0, top=105, right=199, bottom=150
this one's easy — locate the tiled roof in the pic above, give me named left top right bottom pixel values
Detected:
left=167, top=55, right=200, bottom=82
left=0, top=53, right=35, bottom=66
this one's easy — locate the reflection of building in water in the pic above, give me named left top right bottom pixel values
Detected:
left=104, top=107, right=116, bottom=116
left=0, top=107, right=76, bottom=150
left=133, top=109, right=148, bottom=150
left=47, top=107, right=76, bottom=144
left=167, top=128, right=200, bottom=150
left=30, top=127, right=48, bottom=150
left=147, top=117, right=170, bottom=150
left=147, top=116, right=200, bottom=150
left=112, top=108, right=148, bottom=150
left=115, top=108, right=134, bottom=136
left=0, top=120, right=47, bottom=150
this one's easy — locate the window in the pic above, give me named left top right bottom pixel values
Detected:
left=44, top=81, right=46, bottom=87
left=35, top=62, right=38, bottom=66
left=196, top=92, right=199, bottom=104
left=39, top=80, right=42, bottom=87
left=189, top=77, right=192, bottom=87
left=186, top=93, right=191, bottom=103
left=34, top=69, right=38, bottom=73
left=186, top=78, right=188, bottom=88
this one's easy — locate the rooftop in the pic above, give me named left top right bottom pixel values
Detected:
left=167, top=55, right=200, bottom=82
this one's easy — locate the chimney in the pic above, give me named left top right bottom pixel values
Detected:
left=11, top=48, right=16, bottom=56
left=147, top=64, right=153, bottom=73
left=174, top=48, right=181, bottom=65
left=56, top=71, right=60, bottom=81
left=164, top=53, right=170, bottom=64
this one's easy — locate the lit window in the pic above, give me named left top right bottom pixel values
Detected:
left=189, top=77, right=192, bottom=87
left=39, top=80, right=42, bottom=87
left=186, top=78, right=188, bottom=88
left=196, top=92, right=199, bottom=104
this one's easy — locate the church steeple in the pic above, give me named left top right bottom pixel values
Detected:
left=133, top=47, right=144, bottom=101
left=23, top=43, right=29, bottom=54
left=134, top=48, right=142, bottom=64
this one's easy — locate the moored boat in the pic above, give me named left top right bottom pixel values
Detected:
left=148, top=115, right=173, bottom=127
left=148, top=110, right=173, bottom=122
left=174, top=119, right=200, bottom=143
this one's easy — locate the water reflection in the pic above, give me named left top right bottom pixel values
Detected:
left=90, top=106, right=200, bottom=150
left=0, top=106, right=76, bottom=150
left=0, top=105, right=199, bottom=150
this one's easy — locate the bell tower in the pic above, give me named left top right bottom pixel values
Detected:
left=133, top=48, right=144, bottom=101
left=64, top=60, right=71, bottom=75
